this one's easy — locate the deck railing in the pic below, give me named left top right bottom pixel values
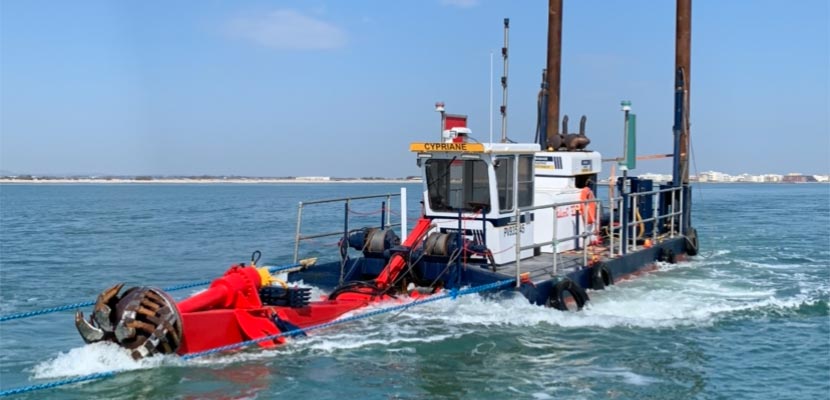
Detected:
left=514, top=197, right=602, bottom=288
left=292, top=185, right=686, bottom=288
left=511, top=185, right=685, bottom=287
left=293, top=188, right=408, bottom=263
left=608, top=186, right=683, bottom=256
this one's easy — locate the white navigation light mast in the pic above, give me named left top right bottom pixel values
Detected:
left=435, top=101, right=445, bottom=141
left=489, top=51, right=494, bottom=143
left=500, top=18, right=510, bottom=143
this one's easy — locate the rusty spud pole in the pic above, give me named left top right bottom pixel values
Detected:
left=675, top=0, right=692, bottom=231
left=676, top=0, right=691, bottom=184
left=545, top=0, right=563, bottom=150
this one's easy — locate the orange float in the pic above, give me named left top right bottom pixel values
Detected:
left=580, top=187, right=597, bottom=224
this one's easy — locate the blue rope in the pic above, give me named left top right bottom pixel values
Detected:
left=0, top=263, right=302, bottom=322
left=0, top=302, right=97, bottom=322
left=0, top=372, right=116, bottom=397
left=0, top=279, right=514, bottom=397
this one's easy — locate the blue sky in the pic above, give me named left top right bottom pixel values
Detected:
left=1, top=0, right=828, bottom=177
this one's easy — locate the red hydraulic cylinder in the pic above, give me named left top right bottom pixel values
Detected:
left=375, top=218, right=433, bottom=289
left=177, top=265, right=264, bottom=313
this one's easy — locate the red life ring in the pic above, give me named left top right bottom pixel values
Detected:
left=580, top=187, right=597, bottom=224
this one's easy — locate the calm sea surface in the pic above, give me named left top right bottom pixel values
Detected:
left=1, top=183, right=828, bottom=399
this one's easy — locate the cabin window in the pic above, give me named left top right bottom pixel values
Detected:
left=518, top=155, right=534, bottom=207
left=495, top=157, right=514, bottom=211
left=496, top=155, right=534, bottom=212
left=425, top=158, right=490, bottom=212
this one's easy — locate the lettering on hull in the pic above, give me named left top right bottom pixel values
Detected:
left=502, top=223, right=527, bottom=237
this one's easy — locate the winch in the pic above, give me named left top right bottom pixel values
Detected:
left=347, top=227, right=401, bottom=258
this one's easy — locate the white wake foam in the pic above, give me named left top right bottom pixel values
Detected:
left=31, top=257, right=824, bottom=379
left=30, top=342, right=175, bottom=379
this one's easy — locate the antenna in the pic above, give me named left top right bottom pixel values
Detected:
left=500, top=18, right=509, bottom=143
left=489, top=51, right=494, bottom=143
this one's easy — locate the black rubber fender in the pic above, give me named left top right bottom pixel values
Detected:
left=591, top=263, right=614, bottom=290
left=658, top=247, right=677, bottom=264
left=546, top=278, right=589, bottom=311
left=685, top=227, right=699, bottom=256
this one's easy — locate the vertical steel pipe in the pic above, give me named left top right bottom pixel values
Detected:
left=622, top=170, right=630, bottom=254
left=670, top=189, right=676, bottom=238
left=293, top=202, right=304, bottom=263
left=652, top=193, right=658, bottom=243
left=400, top=187, right=407, bottom=241
left=381, top=201, right=386, bottom=229
left=545, top=0, right=563, bottom=149
left=552, top=205, right=558, bottom=276
left=676, top=0, right=693, bottom=232
left=631, top=193, right=643, bottom=251
left=618, top=198, right=624, bottom=255
left=676, top=0, right=691, bottom=182
left=679, top=188, right=685, bottom=236
left=514, top=207, right=521, bottom=288
left=609, top=199, right=615, bottom=258
left=341, top=200, right=350, bottom=285
left=582, top=219, right=588, bottom=270
left=386, top=194, right=392, bottom=228
left=500, top=18, right=510, bottom=143
left=514, top=155, right=521, bottom=287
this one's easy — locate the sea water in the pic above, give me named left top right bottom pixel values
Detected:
left=0, top=183, right=828, bottom=399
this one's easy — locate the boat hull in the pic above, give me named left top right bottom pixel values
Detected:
left=291, top=236, right=690, bottom=308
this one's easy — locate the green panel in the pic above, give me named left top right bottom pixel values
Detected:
left=626, top=114, right=637, bottom=169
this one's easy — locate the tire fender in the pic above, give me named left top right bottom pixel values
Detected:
left=591, top=263, right=613, bottom=290
left=659, top=247, right=677, bottom=264
left=685, top=227, right=699, bottom=256
left=546, top=278, right=589, bottom=311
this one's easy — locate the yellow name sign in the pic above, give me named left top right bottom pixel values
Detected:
left=409, top=142, right=485, bottom=152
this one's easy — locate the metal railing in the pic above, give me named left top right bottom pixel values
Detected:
left=508, top=185, right=686, bottom=287
left=293, top=189, right=408, bottom=263
left=608, top=186, right=684, bottom=256
left=513, top=197, right=602, bottom=288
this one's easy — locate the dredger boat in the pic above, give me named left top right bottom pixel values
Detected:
left=75, top=0, right=699, bottom=360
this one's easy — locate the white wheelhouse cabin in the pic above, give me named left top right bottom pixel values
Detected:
left=411, top=137, right=602, bottom=265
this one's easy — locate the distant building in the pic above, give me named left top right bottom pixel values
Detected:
left=698, top=171, right=732, bottom=182
left=638, top=173, right=672, bottom=183
left=762, top=174, right=783, bottom=183
left=782, top=174, right=817, bottom=183
left=735, top=173, right=764, bottom=183
left=295, top=176, right=331, bottom=181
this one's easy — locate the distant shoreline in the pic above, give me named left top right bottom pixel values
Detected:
left=597, top=181, right=829, bottom=185
left=2, top=178, right=826, bottom=185
left=0, top=178, right=423, bottom=184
